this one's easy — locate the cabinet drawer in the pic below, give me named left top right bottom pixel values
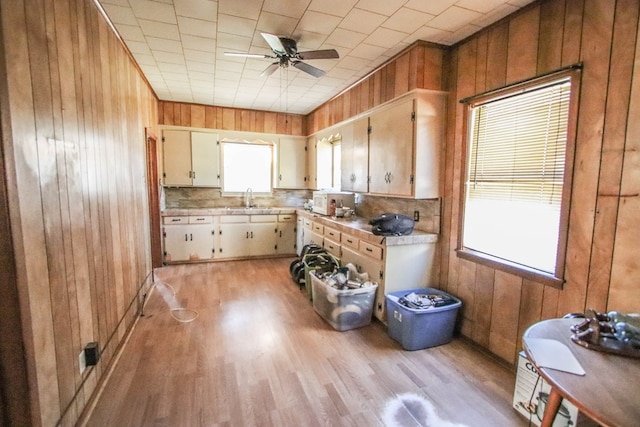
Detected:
left=324, top=226, right=341, bottom=241
left=342, top=234, right=359, bottom=250
left=220, top=215, right=249, bottom=223
left=278, top=214, right=295, bottom=222
left=189, top=216, right=212, bottom=224
left=251, top=214, right=277, bottom=223
left=303, top=218, right=312, bottom=228
left=312, top=222, right=324, bottom=234
left=323, top=238, right=341, bottom=257
left=360, top=241, right=383, bottom=260
left=163, top=216, right=188, bottom=225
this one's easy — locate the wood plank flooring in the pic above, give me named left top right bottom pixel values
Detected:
left=86, top=258, right=529, bottom=426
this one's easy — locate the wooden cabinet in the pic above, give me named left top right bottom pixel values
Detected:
left=340, top=118, right=369, bottom=193
left=369, top=98, right=415, bottom=196
left=217, top=215, right=278, bottom=259
left=296, top=216, right=304, bottom=255
left=339, top=228, right=436, bottom=323
left=276, top=137, right=307, bottom=189
left=276, top=214, right=297, bottom=255
left=162, top=129, right=220, bottom=187
left=306, top=136, right=317, bottom=190
left=163, top=216, right=215, bottom=262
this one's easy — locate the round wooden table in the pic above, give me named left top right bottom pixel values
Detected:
left=523, top=318, right=640, bottom=427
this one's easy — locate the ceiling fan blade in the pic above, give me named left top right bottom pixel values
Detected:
left=260, top=62, right=280, bottom=78
left=292, top=60, right=325, bottom=78
left=297, top=49, right=339, bottom=60
left=261, top=32, right=286, bottom=55
left=224, top=52, right=273, bottom=59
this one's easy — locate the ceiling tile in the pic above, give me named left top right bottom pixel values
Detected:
left=116, top=24, right=146, bottom=42
left=217, top=14, right=257, bottom=37
left=308, top=0, right=358, bottom=17
left=129, top=0, right=176, bottom=24
left=263, top=0, right=311, bottom=19
left=427, top=6, right=482, bottom=32
left=187, top=61, right=216, bottom=73
left=184, top=49, right=215, bottom=64
left=364, top=27, right=408, bottom=48
left=217, top=33, right=252, bottom=51
left=324, top=28, right=367, bottom=49
left=339, top=8, right=387, bottom=34
left=256, top=12, right=298, bottom=35
left=147, top=36, right=183, bottom=53
left=102, top=4, right=138, bottom=26
left=175, top=0, right=217, bottom=20
left=138, top=19, right=180, bottom=39
left=382, top=7, right=435, bottom=34
left=404, top=0, right=457, bottom=15
left=349, top=43, right=387, bottom=60
left=154, top=51, right=186, bottom=65
left=219, top=0, right=262, bottom=20
left=473, top=4, right=519, bottom=27
left=126, top=40, right=153, bottom=55
left=182, top=35, right=216, bottom=52
left=178, top=16, right=218, bottom=38
left=296, top=10, right=342, bottom=35
left=355, top=0, right=405, bottom=16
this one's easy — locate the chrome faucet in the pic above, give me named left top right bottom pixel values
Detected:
left=245, top=187, right=253, bottom=208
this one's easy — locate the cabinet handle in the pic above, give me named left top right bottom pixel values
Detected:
left=172, top=218, right=181, bottom=222
left=279, top=174, right=282, bottom=181
left=251, top=231, right=254, bottom=238
left=365, top=247, right=373, bottom=252
left=279, top=231, right=282, bottom=237
left=190, top=234, right=193, bottom=241
left=346, top=239, right=353, bottom=244
left=192, top=171, right=196, bottom=179
left=246, top=231, right=249, bottom=239
left=184, top=234, right=188, bottom=241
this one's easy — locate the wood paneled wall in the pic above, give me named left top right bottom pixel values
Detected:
left=441, top=0, right=640, bottom=364
left=306, top=41, right=446, bottom=134
left=158, top=101, right=306, bottom=136
left=0, top=0, right=157, bottom=425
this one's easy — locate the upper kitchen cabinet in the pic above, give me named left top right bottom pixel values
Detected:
left=275, top=136, right=307, bottom=189
left=306, top=136, right=317, bottom=190
left=162, top=129, right=220, bottom=187
left=340, top=117, right=369, bottom=193
left=368, top=90, right=446, bottom=198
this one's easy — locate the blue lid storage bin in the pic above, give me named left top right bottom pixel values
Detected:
left=310, top=271, right=378, bottom=331
left=386, top=288, right=461, bottom=350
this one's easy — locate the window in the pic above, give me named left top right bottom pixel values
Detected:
left=221, top=141, right=273, bottom=193
left=458, top=68, right=580, bottom=286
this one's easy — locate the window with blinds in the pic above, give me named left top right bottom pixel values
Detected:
left=460, top=71, right=578, bottom=282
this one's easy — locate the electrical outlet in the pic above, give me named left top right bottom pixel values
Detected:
left=414, top=210, right=420, bottom=221
left=78, top=350, right=86, bottom=375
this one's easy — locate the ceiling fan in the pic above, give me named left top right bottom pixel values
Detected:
left=224, top=32, right=339, bottom=78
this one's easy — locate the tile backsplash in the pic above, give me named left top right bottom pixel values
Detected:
left=163, top=187, right=441, bottom=234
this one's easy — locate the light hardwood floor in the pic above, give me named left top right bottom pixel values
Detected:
left=86, top=258, right=529, bottom=426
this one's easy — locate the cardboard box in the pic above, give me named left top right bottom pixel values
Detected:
left=513, top=351, right=596, bottom=427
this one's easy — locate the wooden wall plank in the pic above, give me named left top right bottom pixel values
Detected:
left=561, top=0, right=585, bottom=67
left=558, top=0, right=615, bottom=316
left=457, top=258, right=477, bottom=338
left=191, top=104, right=205, bottom=128
left=485, top=22, right=509, bottom=91
left=472, top=264, right=495, bottom=347
left=608, top=0, right=640, bottom=312
left=537, top=0, right=566, bottom=73
left=586, top=0, right=639, bottom=311
left=489, top=271, right=522, bottom=364
left=506, top=6, right=540, bottom=83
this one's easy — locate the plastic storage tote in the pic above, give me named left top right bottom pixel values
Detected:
left=309, top=271, right=378, bottom=331
left=303, top=253, right=339, bottom=301
left=386, top=288, right=461, bottom=350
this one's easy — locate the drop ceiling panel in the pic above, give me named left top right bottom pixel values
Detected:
left=97, top=0, right=535, bottom=114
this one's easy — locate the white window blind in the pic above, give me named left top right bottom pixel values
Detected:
left=462, top=78, right=572, bottom=274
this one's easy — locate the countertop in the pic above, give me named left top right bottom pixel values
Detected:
left=161, top=207, right=438, bottom=247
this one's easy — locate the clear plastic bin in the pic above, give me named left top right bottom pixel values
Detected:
left=309, top=271, right=377, bottom=331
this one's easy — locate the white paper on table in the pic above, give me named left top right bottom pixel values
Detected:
left=524, top=337, right=586, bottom=376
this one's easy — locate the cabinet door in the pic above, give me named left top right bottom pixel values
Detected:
left=187, top=224, right=215, bottom=261
left=296, top=217, right=304, bottom=255
left=277, top=137, right=307, bottom=189
left=163, top=130, right=192, bottom=186
left=250, top=222, right=278, bottom=256
left=191, top=132, right=219, bottom=187
left=341, top=118, right=369, bottom=193
left=306, top=137, right=317, bottom=190
left=218, top=222, right=249, bottom=259
left=369, top=99, right=415, bottom=196
left=163, top=224, right=191, bottom=262
left=277, top=215, right=297, bottom=255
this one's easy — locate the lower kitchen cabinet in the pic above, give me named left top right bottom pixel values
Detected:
left=217, top=215, right=278, bottom=259
left=163, top=216, right=215, bottom=263
left=276, top=214, right=297, bottom=255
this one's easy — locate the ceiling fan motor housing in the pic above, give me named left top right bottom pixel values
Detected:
left=279, top=37, right=298, bottom=56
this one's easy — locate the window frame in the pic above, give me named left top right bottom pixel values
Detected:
left=456, top=67, right=582, bottom=288
left=220, top=139, right=275, bottom=195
